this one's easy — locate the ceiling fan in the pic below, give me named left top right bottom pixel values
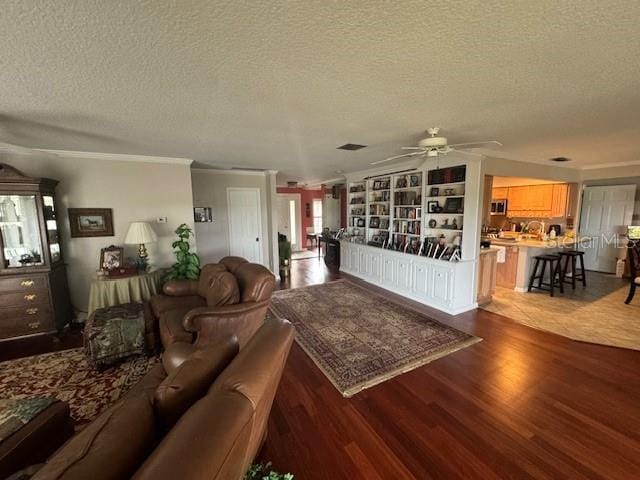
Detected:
left=371, top=127, right=502, bottom=165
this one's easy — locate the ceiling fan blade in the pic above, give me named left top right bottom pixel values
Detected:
left=401, top=146, right=423, bottom=150
left=370, top=151, right=425, bottom=165
left=447, top=140, right=503, bottom=149
left=454, top=150, right=485, bottom=157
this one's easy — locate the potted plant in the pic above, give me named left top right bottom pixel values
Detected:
left=164, top=224, right=200, bottom=281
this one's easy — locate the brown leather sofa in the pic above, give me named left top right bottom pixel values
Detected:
left=30, top=317, right=295, bottom=480
left=146, top=256, right=276, bottom=350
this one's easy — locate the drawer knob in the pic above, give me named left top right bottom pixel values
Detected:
left=28, top=321, right=41, bottom=329
left=24, top=294, right=37, bottom=301
left=26, top=308, right=39, bottom=315
left=21, top=280, right=35, bottom=287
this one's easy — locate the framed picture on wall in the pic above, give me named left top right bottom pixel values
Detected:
left=193, top=207, right=213, bottom=223
left=68, top=208, right=114, bottom=237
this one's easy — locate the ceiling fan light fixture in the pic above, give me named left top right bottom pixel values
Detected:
left=337, top=143, right=367, bottom=151
left=550, top=156, right=571, bottom=162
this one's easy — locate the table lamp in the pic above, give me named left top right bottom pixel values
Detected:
left=125, top=222, right=158, bottom=269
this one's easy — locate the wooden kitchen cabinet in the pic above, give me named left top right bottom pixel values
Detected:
left=492, top=187, right=508, bottom=199
left=505, top=183, right=570, bottom=218
left=551, top=183, right=568, bottom=217
left=496, top=246, right=519, bottom=288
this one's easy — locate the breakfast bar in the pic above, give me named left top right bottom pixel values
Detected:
left=491, top=237, right=579, bottom=292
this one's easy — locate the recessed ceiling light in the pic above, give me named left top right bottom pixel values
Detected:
left=550, top=157, right=571, bottom=162
left=337, top=143, right=367, bottom=151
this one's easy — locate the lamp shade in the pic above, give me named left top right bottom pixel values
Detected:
left=124, top=222, right=158, bottom=244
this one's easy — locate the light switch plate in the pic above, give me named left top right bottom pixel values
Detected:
left=157, top=217, right=168, bottom=224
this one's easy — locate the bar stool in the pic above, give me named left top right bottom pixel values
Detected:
left=528, top=254, right=564, bottom=296
left=558, top=250, right=587, bottom=289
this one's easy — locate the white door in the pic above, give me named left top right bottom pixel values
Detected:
left=227, top=188, right=263, bottom=264
left=579, top=185, right=636, bottom=272
left=276, top=194, right=302, bottom=251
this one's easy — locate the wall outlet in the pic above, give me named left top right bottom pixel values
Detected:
left=156, top=217, right=168, bottom=224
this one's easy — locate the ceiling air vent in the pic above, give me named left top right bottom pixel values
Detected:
left=337, top=143, right=367, bottom=151
left=287, top=181, right=298, bottom=187
left=550, top=157, right=571, bottom=162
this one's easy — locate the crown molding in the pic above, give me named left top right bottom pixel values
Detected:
left=191, top=168, right=267, bottom=176
left=35, top=149, right=193, bottom=165
left=580, top=160, right=640, bottom=170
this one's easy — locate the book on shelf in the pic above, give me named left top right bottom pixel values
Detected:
left=394, top=207, right=420, bottom=219
left=369, top=204, right=389, bottom=216
left=393, top=191, right=421, bottom=205
left=393, top=220, right=421, bottom=235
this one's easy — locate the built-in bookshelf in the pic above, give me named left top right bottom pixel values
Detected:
left=367, top=175, right=391, bottom=246
left=344, top=166, right=467, bottom=262
left=390, top=172, right=422, bottom=253
left=423, top=165, right=466, bottom=261
left=347, top=180, right=366, bottom=242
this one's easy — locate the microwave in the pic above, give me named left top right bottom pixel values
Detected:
left=490, top=199, right=507, bottom=215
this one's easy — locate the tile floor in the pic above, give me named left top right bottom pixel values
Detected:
left=481, top=272, right=640, bottom=350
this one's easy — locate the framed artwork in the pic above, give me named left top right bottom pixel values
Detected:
left=68, top=208, right=114, bottom=237
left=443, top=197, right=464, bottom=213
left=369, top=217, right=380, bottom=228
left=429, top=187, right=440, bottom=197
left=410, top=175, right=420, bottom=187
left=427, top=201, right=440, bottom=213
left=99, top=245, right=123, bottom=270
left=193, top=207, right=213, bottom=223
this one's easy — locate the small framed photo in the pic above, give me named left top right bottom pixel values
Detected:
left=193, top=207, right=212, bottom=223
left=68, top=208, right=114, bottom=237
left=356, top=217, right=366, bottom=227
left=429, top=187, right=440, bottom=197
left=443, top=197, right=464, bottom=213
left=99, top=245, right=124, bottom=270
left=410, top=175, right=420, bottom=187
left=371, top=234, right=381, bottom=244
left=427, top=201, right=440, bottom=213
left=369, top=217, right=380, bottom=228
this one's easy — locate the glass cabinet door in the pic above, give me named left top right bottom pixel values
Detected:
left=0, top=194, right=45, bottom=268
left=43, top=195, right=61, bottom=263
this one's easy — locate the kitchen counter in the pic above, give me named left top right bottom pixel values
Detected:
left=489, top=237, right=581, bottom=292
left=479, top=246, right=501, bottom=255
left=490, top=236, right=579, bottom=249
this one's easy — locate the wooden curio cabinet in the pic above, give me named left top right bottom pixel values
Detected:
left=0, top=163, right=72, bottom=340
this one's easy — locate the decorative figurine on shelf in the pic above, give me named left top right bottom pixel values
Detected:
left=452, top=218, right=458, bottom=230
left=428, top=218, right=437, bottom=228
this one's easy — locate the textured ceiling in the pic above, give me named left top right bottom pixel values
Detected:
left=1, top=1, right=640, bottom=183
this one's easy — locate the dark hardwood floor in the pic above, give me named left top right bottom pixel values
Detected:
left=3, top=257, right=639, bottom=478
left=263, top=257, right=640, bottom=479
left=0, top=323, right=83, bottom=362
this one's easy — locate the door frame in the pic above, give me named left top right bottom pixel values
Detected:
left=226, top=187, right=264, bottom=264
left=277, top=193, right=302, bottom=252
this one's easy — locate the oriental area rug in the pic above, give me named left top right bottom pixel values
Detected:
left=0, top=348, right=157, bottom=426
left=269, top=280, right=481, bottom=397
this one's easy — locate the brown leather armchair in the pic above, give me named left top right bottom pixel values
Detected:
left=147, top=257, right=276, bottom=350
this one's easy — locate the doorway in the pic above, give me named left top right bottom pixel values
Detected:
left=579, top=185, right=636, bottom=273
left=277, top=193, right=302, bottom=252
left=227, top=187, right=263, bottom=264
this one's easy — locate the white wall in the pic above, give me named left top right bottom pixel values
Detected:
left=1, top=152, right=195, bottom=313
left=190, top=169, right=273, bottom=270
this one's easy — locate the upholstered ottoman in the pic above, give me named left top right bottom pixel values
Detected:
left=0, top=398, right=74, bottom=478
left=84, top=302, right=146, bottom=369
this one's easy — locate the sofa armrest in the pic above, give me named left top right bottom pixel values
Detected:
left=182, top=301, right=270, bottom=349
left=163, top=280, right=199, bottom=297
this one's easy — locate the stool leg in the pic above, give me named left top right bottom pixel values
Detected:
left=571, top=256, right=577, bottom=289
left=579, top=253, right=586, bottom=287
left=528, top=258, right=540, bottom=292
left=561, top=255, right=569, bottom=285
left=555, top=260, right=564, bottom=294
left=538, top=260, right=547, bottom=290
